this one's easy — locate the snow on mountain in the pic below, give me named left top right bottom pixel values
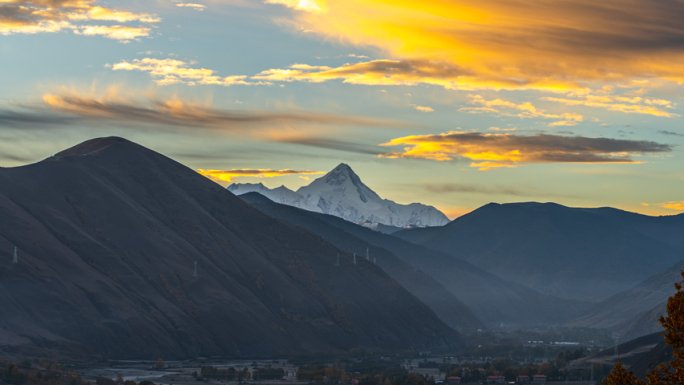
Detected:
left=300, top=164, right=449, bottom=227
left=226, top=182, right=321, bottom=212
left=228, top=164, right=450, bottom=227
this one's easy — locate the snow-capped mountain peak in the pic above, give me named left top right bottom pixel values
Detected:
left=227, top=164, right=450, bottom=227
left=299, top=163, right=381, bottom=205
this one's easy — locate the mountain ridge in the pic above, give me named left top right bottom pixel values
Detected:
left=228, top=163, right=449, bottom=227
left=0, top=136, right=461, bottom=359
left=394, top=202, right=684, bottom=302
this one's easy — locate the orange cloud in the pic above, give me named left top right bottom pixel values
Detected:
left=262, top=0, right=684, bottom=88
left=379, top=132, right=671, bottom=170
left=658, top=201, right=684, bottom=211
left=0, top=0, right=158, bottom=40
left=197, top=168, right=324, bottom=183
left=111, top=58, right=268, bottom=86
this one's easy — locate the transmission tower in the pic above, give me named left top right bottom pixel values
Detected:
left=12, top=247, right=17, bottom=264
left=373, top=257, right=377, bottom=265
left=335, top=253, right=340, bottom=267
left=613, top=333, right=620, bottom=359
left=192, top=261, right=198, bottom=277
left=366, top=248, right=370, bottom=261
left=353, top=253, right=356, bottom=265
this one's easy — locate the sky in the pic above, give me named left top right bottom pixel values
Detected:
left=1, top=0, right=684, bottom=218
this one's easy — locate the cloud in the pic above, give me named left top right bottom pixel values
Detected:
left=413, top=105, right=434, bottom=112
left=111, top=58, right=268, bottom=86
left=266, top=0, right=321, bottom=12
left=661, top=202, right=684, bottom=211
left=542, top=95, right=678, bottom=118
left=424, top=183, right=523, bottom=196
left=0, top=0, right=158, bottom=41
left=378, top=131, right=672, bottom=170
left=175, top=3, right=206, bottom=11
left=658, top=130, right=684, bottom=137
left=0, top=87, right=401, bottom=132
left=198, top=168, right=324, bottom=183
left=461, top=95, right=583, bottom=126
left=252, top=59, right=544, bottom=91
left=270, top=135, right=384, bottom=155
left=261, top=0, right=684, bottom=89
left=74, top=25, right=151, bottom=40
left=645, top=201, right=684, bottom=211
left=0, top=109, right=75, bottom=127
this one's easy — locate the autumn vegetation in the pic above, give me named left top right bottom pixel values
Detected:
left=603, top=272, right=684, bottom=385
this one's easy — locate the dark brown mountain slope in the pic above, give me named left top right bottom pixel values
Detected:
left=238, top=193, right=485, bottom=331
left=0, top=137, right=460, bottom=360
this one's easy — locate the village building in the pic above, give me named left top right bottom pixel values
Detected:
left=486, top=375, right=505, bottom=383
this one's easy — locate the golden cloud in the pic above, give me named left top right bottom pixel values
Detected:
left=461, top=95, right=583, bottom=126
left=175, top=3, right=206, bottom=11
left=111, top=58, right=268, bottom=86
left=198, top=168, right=324, bottom=183
left=262, top=0, right=684, bottom=88
left=542, top=95, right=679, bottom=118
left=251, top=59, right=552, bottom=91
left=413, top=105, right=434, bottom=112
left=379, top=132, right=671, bottom=170
left=0, top=0, right=158, bottom=40
left=658, top=201, right=684, bottom=211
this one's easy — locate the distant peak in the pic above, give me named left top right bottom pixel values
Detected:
left=322, top=162, right=366, bottom=189
left=330, top=163, right=354, bottom=174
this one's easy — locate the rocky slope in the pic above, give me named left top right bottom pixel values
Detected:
left=0, top=137, right=461, bottom=360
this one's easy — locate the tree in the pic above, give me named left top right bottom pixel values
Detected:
left=604, top=271, right=684, bottom=385
left=604, top=362, right=644, bottom=385
left=155, top=358, right=165, bottom=370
